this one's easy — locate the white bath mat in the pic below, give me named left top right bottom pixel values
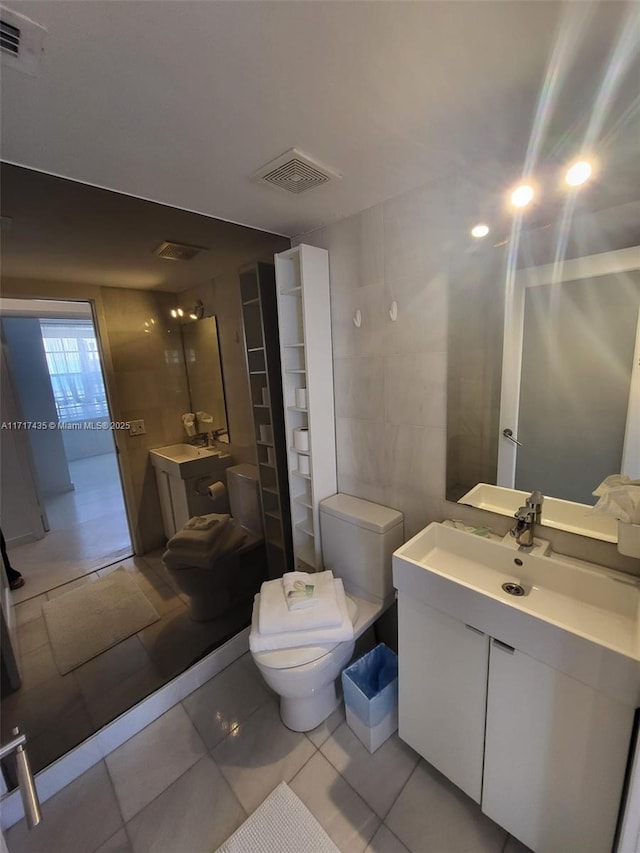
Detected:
left=42, top=567, right=160, bottom=674
left=215, top=782, right=340, bottom=853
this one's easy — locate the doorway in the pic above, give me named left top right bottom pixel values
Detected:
left=0, top=298, right=133, bottom=601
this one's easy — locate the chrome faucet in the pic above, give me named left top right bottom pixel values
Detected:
left=510, top=490, right=544, bottom=549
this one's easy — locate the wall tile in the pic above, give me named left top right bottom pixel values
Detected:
left=384, top=352, right=446, bottom=429
left=334, top=357, right=385, bottom=422
left=331, top=282, right=385, bottom=359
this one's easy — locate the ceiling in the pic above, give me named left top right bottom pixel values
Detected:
left=1, top=1, right=638, bottom=240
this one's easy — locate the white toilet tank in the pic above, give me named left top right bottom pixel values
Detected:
left=226, top=464, right=263, bottom=538
left=319, top=494, right=404, bottom=604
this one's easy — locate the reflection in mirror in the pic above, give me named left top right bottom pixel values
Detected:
left=447, top=223, right=640, bottom=542
left=181, top=316, right=230, bottom=442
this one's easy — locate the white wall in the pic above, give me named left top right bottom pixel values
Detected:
left=1, top=318, right=73, bottom=498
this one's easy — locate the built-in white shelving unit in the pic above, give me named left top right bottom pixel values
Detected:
left=275, top=244, right=337, bottom=570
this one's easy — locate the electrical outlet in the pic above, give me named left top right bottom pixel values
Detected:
left=129, top=419, right=146, bottom=436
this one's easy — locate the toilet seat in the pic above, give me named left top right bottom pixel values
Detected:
left=252, top=596, right=358, bottom=670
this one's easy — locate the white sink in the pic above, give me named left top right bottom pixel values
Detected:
left=458, top=483, right=618, bottom=542
left=149, top=443, right=229, bottom=480
left=393, top=522, right=640, bottom=703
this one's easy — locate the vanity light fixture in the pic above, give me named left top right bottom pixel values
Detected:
left=189, top=300, right=205, bottom=321
left=565, top=160, right=593, bottom=187
left=510, top=184, right=535, bottom=208
left=170, top=307, right=184, bottom=319
left=471, top=223, right=490, bottom=238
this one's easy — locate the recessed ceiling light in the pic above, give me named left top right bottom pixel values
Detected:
left=565, top=160, right=593, bottom=187
left=510, top=184, right=535, bottom=208
left=471, top=224, right=490, bottom=238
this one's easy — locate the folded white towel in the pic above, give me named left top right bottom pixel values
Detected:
left=184, top=515, right=222, bottom=531
left=259, top=571, right=339, bottom=635
left=250, top=579, right=353, bottom=652
left=283, top=570, right=322, bottom=611
left=169, top=515, right=230, bottom=552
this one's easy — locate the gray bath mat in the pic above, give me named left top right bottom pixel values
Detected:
left=42, top=567, right=160, bottom=674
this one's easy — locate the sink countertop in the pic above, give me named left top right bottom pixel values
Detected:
left=393, top=522, right=640, bottom=706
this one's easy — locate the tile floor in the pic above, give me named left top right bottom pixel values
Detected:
left=2, top=553, right=254, bottom=779
left=5, top=654, right=531, bottom=853
left=8, top=453, right=132, bottom=604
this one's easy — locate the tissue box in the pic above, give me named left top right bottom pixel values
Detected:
left=341, top=644, right=398, bottom=753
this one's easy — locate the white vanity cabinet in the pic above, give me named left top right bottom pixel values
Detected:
left=483, top=639, right=633, bottom=852
left=397, top=593, right=635, bottom=853
left=397, top=595, right=488, bottom=803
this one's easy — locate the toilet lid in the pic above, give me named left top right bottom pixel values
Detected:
left=252, top=596, right=357, bottom=670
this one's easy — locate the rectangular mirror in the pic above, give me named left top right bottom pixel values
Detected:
left=446, top=202, right=640, bottom=542
left=181, top=316, right=230, bottom=442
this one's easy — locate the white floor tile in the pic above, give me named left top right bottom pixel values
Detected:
left=126, top=756, right=245, bottom=853
left=183, top=654, right=272, bottom=749
left=290, top=751, right=379, bottom=853
left=94, top=828, right=134, bottom=853
left=4, top=763, right=121, bottom=853
left=306, top=702, right=346, bottom=748
left=212, top=701, right=316, bottom=813
left=365, top=824, right=411, bottom=853
left=320, top=723, right=419, bottom=818
left=105, top=705, right=207, bottom=821
left=385, top=760, right=507, bottom=853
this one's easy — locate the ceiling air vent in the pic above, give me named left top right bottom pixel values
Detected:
left=154, top=241, right=208, bottom=262
left=0, top=7, right=46, bottom=76
left=253, top=148, right=341, bottom=195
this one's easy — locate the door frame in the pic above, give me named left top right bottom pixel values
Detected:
left=0, top=281, right=142, bottom=555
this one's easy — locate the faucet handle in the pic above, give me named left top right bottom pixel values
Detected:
left=526, top=490, right=544, bottom=509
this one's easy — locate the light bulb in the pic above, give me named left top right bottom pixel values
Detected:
left=170, top=309, right=178, bottom=319
left=565, top=160, right=592, bottom=187
left=471, top=224, right=490, bottom=238
left=510, top=184, right=535, bottom=208
left=176, top=308, right=184, bottom=317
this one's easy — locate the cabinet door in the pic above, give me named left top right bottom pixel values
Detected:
left=397, top=594, right=489, bottom=802
left=483, top=639, right=634, bottom=852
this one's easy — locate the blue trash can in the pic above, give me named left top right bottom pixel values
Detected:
left=341, top=643, right=398, bottom=753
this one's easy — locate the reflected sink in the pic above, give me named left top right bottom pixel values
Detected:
left=149, top=443, right=230, bottom=480
left=393, top=522, right=640, bottom=666
left=459, top=483, right=617, bottom=542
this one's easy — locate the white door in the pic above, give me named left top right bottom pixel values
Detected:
left=482, top=638, right=634, bottom=852
left=397, top=595, right=489, bottom=803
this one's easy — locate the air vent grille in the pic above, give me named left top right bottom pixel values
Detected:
left=254, top=148, right=341, bottom=195
left=0, top=8, right=45, bottom=76
left=1, top=20, right=20, bottom=56
left=154, top=241, right=207, bottom=262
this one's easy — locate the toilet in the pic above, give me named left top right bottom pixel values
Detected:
left=165, top=464, right=266, bottom=621
left=250, top=494, right=404, bottom=732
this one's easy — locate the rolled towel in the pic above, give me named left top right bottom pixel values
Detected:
left=258, top=570, right=340, bottom=635
left=283, top=570, right=320, bottom=611
left=250, top=579, right=353, bottom=653
left=168, top=514, right=230, bottom=552
left=184, top=514, right=223, bottom=531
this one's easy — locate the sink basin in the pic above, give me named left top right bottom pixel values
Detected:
left=149, top=443, right=230, bottom=479
left=458, top=483, right=618, bottom=542
left=393, top=522, right=640, bottom=702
